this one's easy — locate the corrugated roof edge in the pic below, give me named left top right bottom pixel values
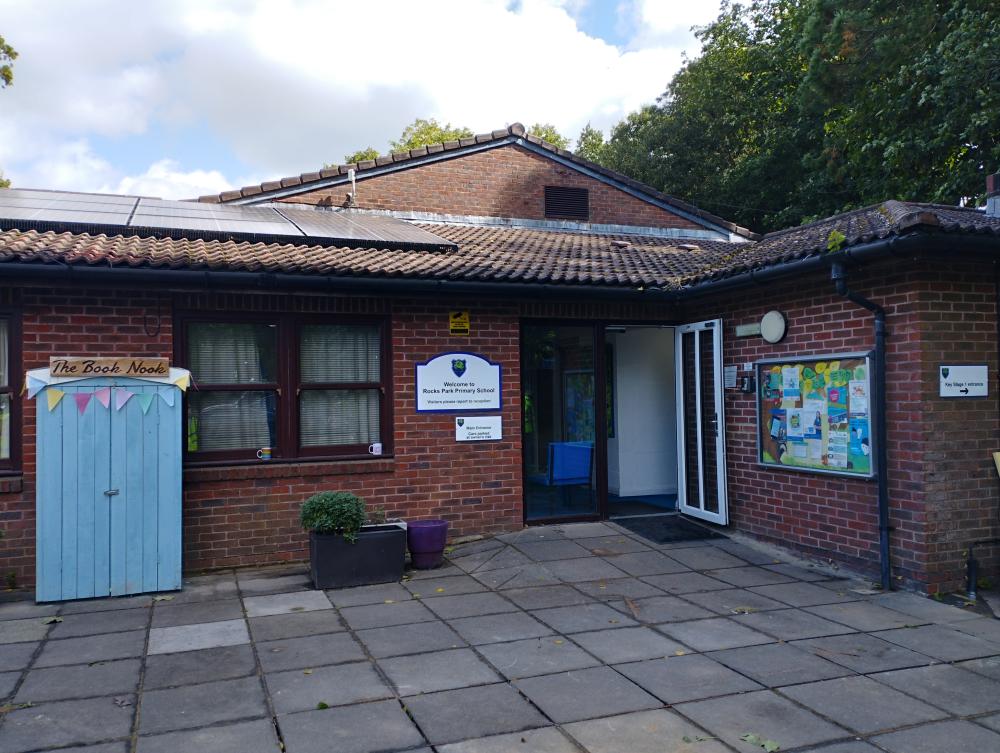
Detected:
left=198, top=122, right=758, bottom=241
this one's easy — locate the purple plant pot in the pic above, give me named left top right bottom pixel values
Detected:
left=407, top=519, right=450, bottom=570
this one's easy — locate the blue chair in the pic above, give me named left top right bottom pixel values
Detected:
left=531, top=441, right=594, bottom=486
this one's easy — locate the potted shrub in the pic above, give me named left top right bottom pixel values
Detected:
left=300, top=491, right=406, bottom=589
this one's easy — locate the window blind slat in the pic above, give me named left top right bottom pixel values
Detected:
left=189, top=323, right=278, bottom=384
left=187, top=391, right=277, bottom=451
left=301, top=325, right=380, bottom=383
left=300, top=389, right=380, bottom=447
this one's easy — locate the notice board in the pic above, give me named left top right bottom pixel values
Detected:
left=756, top=352, right=874, bottom=478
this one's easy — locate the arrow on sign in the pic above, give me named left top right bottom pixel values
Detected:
left=960, top=388, right=969, bottom=394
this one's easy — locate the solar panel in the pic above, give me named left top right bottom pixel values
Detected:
left=0, top=188, right=455, bottom=250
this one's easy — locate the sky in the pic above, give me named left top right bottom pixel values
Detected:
left=0, top=0, right=725, bottom=199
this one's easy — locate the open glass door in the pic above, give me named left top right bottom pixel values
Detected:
left=675, top=319, right=728, bottom=525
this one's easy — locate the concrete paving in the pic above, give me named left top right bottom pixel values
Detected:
left=1, top=519, right=999, bottom=753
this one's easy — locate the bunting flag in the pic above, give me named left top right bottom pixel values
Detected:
left=114, top=388, right=134, bottom=410
left=94, top=386, right=112, bottom=409
left=172, top=373, right=191, bottom=391
left=73, top=392, right=94, bottom=415
left=157, top=387, right=175, bottom=407
left=46, top=389, right=66, bottom=411
left=27, top=376, right=46, bottom=399
left=137, top=393, right=156, bottom=414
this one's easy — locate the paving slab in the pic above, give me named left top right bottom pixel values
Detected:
left=143, top=644, right=257, bottom=689
left=676, top=689, right=850, bottom=752
left=979, top=713, right=1000, bottom=733
left=448, top=538, right=506, bottom=557
left=564, top=708, right=731, bottom=753
left=615, top=654, right=762, bottom=704
left=148, top=618, right=249, bottom=655
left=872, top=591, right=981, bottom=623
left=49, top=608, right=149, bottom=638
left=35, top=630, right=146, bottom=667
left=570, top=626, right=686, bottom=664
left=658, top=617, right=774, bottom=652
left=139, top=675, right=267, bottom=734
left=749, top=582, right=858, bottom=607
left=15, top=659, right=140, bottom=703
left=732, top=608, right=856, bottom=640
left=404, top=683, right=548, bottom=745
left=0, top=642, right=38, bottom=672
left=512, top=539, right=592, bottom=561
left=799, top=744, right=881, bottom=753
left=39, top=744, right=128, bottom=753
left=257, top=632, right=365, bottom=672
left=575, top=577, right=664, bottom=600
left=956, top=655, right=1000, bottom=681
left=531, top=602, right=637, bottom=633
left=0, top=600, right=60, bottom=621
left=471, top=547, right=534, bottom=573
left=557, top=522, right=618, bottom=538
left=237, top=571, right=310, bottom=596
left=640, top=572, right=731, bottom=594
left=450, top=548, right=507, bottom=573
left=872, top=719, right=1000, bottom=753
left=498, top=528, right=567, bottom=543
left=874, top=623, right=1000, bottom=661
left=248, top=610, right=344, bottom=642
left=278, top=699, right=424, bottom=753
left=503, top=585, right=593, bottom=610
left=150, top=598, right=243, bottom=628
left=422, top=592, right=518, bottom=620
left=136, top=718, right=281, bottom=753
left=950, top=616, right=1000, bottom=644
left=0, top=670, right=18, bottom=699
left=447, top=611, right=553, bottom=645
left=60, top=595, right=153, bottom=613
left=243, top=590, right=332, bottom=618
left=164, top=577, right=239, bottom=604
left=871, top=664, right=1000, bottom=715
left=355, top=619, right=465, bottom=658
left=379, top=648, right=501, bottom=695
left=780, top=675, right=947, bottom=734
left=600, top=551, right=689, bottom=576
left=0, top=695, right=135, bottom=752
left=0, top=616, right=52, bottom=644
left=705, top=566, right=797, bottom=587
left=267, top=660, right=392, bottom=713
left=618, top=594, right=715, bottom=623
left=514, top=665, right=660, bottom=723
left=681, top=588, right=787, bottom=616
left=468, top=565, right=535, bottom=590
left=762, top=563, right=832, bottom=581
left=404, top=574, right=488, bottom=597
left=805, top=601, right=925, bottom=632
left=324, top=582, right=414, bottom=607
left=578, top=535, right=651, bottom=555
left=339, top=599, right=437, bottom=630
left=436, top=727, right=578, bottom=753
left=710, top=642, right=851, bottom=687
left=495, top=564, right=563, bottom=590
left=713, top=541, right=784, bottom=565
left=794, top=632, right=935, bottom=673
left=407, top=563, right=464, bottom=580
left=477, top=636, right=600, bottom=679
left=665, top=547, right=748, bottom=570
left=542, top=557, right=630, bottom=583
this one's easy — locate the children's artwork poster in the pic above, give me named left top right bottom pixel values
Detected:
left=757, top=354, right=873, bottom=477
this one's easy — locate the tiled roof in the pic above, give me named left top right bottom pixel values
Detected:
left=0, top=201, right=998, bottom=294
left=197, top=122, right=756, bottom=239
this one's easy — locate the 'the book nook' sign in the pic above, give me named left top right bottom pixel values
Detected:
left=50, top=357, right=171, bottom=379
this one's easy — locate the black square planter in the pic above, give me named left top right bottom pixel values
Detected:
left=309, top=523, right=406, bottom=589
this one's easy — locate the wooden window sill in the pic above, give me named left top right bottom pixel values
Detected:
left=184, top=457, right=395, bottom=482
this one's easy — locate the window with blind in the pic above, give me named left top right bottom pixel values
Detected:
left=180, top=316, right=389, bottom=462
left=0, top=315, right=20, bottom=471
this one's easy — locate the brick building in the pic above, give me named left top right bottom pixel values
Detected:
left=1, top=122, right=999, bottom=597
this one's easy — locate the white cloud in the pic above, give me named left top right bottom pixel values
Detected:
left=0, top=0, right=725, bottom=195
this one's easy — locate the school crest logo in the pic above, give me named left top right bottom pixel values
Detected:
left=941, top=367, right=949, bottom=378
left=456, top=419, right=465, bottom=427
left=451, top=359, right=467, bottom=377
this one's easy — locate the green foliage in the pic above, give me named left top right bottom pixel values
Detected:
left=390, top=118, right=473, bottom=151
left=527, top=122, right=569, bottom=150
left=574, top=123, right=606, bottom=163
left=597, top=0, right=1000, bottom=233
left=0, top=34, right=15, bottom=88
left=0, top=172, right=9, bottom=189
left=826, top=229, right=846, bottom=252
left=300, top=491, right=368, bottom=543
left=342, top=147, right=379, bottom=164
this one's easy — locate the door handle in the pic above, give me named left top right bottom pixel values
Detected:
left=104, top=489, right=120, bottom=497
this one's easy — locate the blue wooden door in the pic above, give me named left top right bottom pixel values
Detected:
left=36, top=378, right=182, bottom=601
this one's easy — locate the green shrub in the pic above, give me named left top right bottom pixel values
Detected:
left=300, top=492, right=367, bottom=543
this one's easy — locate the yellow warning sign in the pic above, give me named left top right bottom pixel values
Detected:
left=449, top=310, right=470, bottom=336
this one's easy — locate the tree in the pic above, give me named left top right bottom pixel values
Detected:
left=343, top=147, right=379, bottom=164
left=527, top=122, right=569, bottom=150
left=574, top=123, right=606, bottom=163
left=0, top=33, right=15, bottom=188
left=390, top=118, right=473, bottom=151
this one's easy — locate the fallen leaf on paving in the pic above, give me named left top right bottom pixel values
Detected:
left=302, top=669, right=313, bottom=675
left=113, top=697, right=132, bottom=708
left=674, top=650, right=686, bottom=656
left=153, top=595, right=174, bottom=602
left=435, top=588, right=445, bottom=593
left=731, top=607, right=756, bottom=615
left=384, top=599, right=395, bottom=604
left=42, top=616, right=63, bottom=624
left=623, top=597, right=641, bottom=618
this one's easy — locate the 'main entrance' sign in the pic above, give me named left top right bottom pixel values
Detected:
left=50, top=357, right=170, bottom=379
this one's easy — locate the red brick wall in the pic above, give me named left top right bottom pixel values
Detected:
left=279, top=144, right=702, bottom=231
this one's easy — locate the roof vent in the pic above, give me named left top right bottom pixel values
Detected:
left=544, top=186, right=589, bottom=221
left=987, top=172, right=1000, bottom=218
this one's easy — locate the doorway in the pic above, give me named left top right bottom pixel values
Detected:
left=520, top=319, right=727, bottom=525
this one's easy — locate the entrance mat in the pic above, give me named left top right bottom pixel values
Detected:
left=614, top=514, right=727, bottom=544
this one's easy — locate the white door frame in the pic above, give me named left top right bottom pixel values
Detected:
left=675, top=319, right=728, bottom=525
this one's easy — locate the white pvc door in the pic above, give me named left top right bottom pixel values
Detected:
left=675, top=320, right=728, bottom=525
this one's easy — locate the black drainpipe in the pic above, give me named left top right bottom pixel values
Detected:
left=830, top=261, right=892, bottom=591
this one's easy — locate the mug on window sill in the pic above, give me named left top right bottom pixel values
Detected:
left=368, top=443, right=383, bottom=456
left=256, top=447, right=272, bottom=460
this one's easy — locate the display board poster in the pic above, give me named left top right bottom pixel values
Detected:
left=415, top=352, right=502, bottom=412
left=757, top=353, right=874, bottom=477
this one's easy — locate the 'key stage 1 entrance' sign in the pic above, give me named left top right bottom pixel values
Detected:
left=939, top=364, right=989, bottom=397
left=415, top=352, right=502, bottom=412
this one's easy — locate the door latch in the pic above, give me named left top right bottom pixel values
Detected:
left=104, top=489, right=120, bottom=497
